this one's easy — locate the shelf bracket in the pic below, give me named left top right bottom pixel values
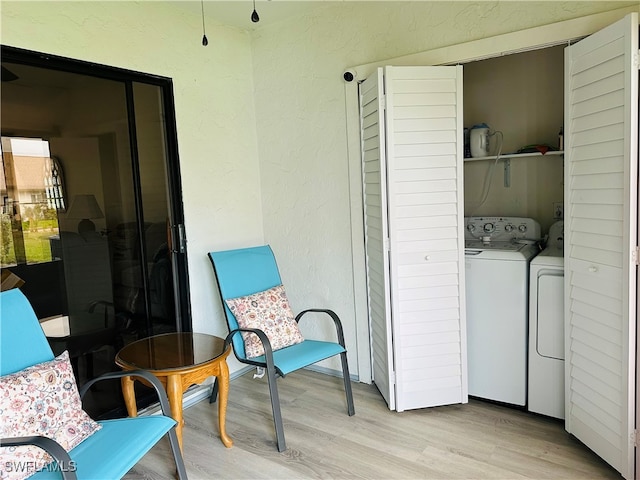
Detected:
left=503, top=159, right=511, bottom=188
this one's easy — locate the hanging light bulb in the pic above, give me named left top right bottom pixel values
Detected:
left=201, top=0, right=209, bottom=46
left=251, top=0, right=260, bottom=23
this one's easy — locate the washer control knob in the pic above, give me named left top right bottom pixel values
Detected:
left=518, top=224, right=527, bottom=233
left=483, top=223, right=495, bottom=233
left=467, top=223, right=476, bottom=232
left=504, top=224, right=514, bottom=232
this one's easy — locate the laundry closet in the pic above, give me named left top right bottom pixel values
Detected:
left=361, top=46, right=566, bottom=413
left=462, top=45, right=565, bottom=413
left=358, top=11, right=638, bottom=480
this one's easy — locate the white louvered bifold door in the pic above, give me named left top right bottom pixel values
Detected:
left=564, top=13, right=638, bottom=479
left=360, top=68, right=396, bottom=410
left=384, top=66, right=467, bottom=412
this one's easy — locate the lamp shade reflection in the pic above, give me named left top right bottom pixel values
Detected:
left=67, top=194, right=104, bottom=234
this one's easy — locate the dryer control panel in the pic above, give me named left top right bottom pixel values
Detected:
left=465, top=216, right=541, bottom=242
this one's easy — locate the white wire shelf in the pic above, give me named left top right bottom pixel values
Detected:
left=463, top=150, right=564, bottom=162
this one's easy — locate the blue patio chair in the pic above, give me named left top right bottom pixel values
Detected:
left=208, top=245, right=355, bottom=452
left=0, top=288, right=187, bottom=479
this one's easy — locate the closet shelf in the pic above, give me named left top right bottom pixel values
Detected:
left=463, top=150, right=564, bottom=162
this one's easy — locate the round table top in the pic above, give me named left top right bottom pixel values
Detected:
left=116, top=332, right=227, bottom=372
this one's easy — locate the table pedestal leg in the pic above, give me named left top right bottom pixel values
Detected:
left=166, top=374, right=184, bottom=451
left=121, top=375, right=137, bottom=417
left=217, top=361, right=233, bottom=448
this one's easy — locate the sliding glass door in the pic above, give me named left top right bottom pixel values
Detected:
left=0, top=46, right=190, bottom=417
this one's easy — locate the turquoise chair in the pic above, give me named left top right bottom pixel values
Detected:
left=0, top=288, right=187, bottom=479
left=208, top=245, right=355, bottom=452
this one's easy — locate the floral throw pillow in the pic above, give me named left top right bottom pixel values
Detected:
left=0, top=351, right=102, bottom=480
left=226, top=284, right=304, bottom=358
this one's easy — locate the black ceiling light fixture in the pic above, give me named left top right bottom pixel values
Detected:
left=251, top=0, right=260, bottom=23
left=201, top=0, right=208, bottom=46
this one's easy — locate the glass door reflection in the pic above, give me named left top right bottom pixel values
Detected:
left=1, top=52, right=189, bottom=418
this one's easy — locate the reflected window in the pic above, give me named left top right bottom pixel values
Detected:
left=0, top=137, right=60, bottom=266
left=45, top=156, right=66, bottom=212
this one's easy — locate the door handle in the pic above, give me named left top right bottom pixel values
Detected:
left=171, top=223, right=187, bottom=254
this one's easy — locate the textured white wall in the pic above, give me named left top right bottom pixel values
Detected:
left=2, top=1, right=636, bottom=379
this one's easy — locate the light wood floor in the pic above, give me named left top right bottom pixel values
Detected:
left=124, top=369, right=621, bottom=479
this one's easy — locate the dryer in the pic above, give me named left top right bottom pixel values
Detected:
left=528, top=221, right=564, bottom=419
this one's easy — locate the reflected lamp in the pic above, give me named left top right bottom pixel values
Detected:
left=67, top=194, right=104, bottom=234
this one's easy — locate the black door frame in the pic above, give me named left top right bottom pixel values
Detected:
left=1, top=44, right=192, bottom=333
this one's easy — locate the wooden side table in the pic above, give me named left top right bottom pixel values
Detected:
left=115, top=332, right=232, bottom=451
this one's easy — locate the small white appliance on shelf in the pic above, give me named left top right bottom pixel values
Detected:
left=469, top=123, right=490, bottom=158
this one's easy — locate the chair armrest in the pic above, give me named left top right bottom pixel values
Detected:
left=295, top=309, right=346, bottom=348
left=226, top=328, right=276, bottom=372
left=86, top=300, right=115, bottom=328
left=78, top=370, right=173, bottom=419
left=0, top=436, right=77, bottom=480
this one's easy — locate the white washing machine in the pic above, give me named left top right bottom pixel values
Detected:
left=528, top=221, right=564, bottom=419
left=465, top=217, right=541, bottom=406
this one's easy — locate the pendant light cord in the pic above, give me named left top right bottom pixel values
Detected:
left=201, top=0, right=208, bottom=46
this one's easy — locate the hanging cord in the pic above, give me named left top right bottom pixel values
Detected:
left=467, top=130, right=504, bottom=217
left=201, top=0, right=208, bottom=46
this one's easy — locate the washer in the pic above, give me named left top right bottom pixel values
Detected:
left=465, top=216, right=541, bottom=406
left=528, top=220, right=564, bottom=419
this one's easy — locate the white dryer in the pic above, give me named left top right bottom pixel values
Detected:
left=465, top=217, right=541, bottom=406
left=528, top=221, right=564, bottom=419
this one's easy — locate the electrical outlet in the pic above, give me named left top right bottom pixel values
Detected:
left=553, top=202, right=564, bottom=219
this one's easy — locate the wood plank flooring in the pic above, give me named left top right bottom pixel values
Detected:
left=124, top=369, right=622, bottom=479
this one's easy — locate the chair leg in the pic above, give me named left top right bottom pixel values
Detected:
left=209, top=377, right=219, bottom=404
left=340, top=351, right=355, bottom=416
left=266, top=366, right=286, bottom=452
left=167, top=427, right=188, bottom=480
